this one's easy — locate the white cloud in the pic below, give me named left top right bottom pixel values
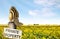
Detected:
left=29, top=10, right=39, bottom=16
left=34, top=0, right=60, bottom=7
left=41, top=8, right=55, bottom=16
left=19, top=18, right=60, bottom=25
left=28, top=8, right=56, bottom=17
left=56, top=4, right=60, bottom=8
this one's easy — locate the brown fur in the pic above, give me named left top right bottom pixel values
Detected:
left=9, top=6, right=23, bottom=26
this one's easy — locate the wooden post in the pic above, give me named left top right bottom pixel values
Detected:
left=8, top=22, right=17, bottom=29
left=8, top=22, right=17, bottom=39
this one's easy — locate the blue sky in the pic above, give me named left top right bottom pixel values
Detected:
left=0, top=0, right=60, bottom=24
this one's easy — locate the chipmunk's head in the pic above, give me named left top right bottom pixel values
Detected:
left=10, top=6, right=19, bottom=18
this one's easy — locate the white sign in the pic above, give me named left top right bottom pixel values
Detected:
left=4, top=28, right=22, bottom=39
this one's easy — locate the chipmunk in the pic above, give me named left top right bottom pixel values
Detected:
left=9, top=6, right=23, bottom=26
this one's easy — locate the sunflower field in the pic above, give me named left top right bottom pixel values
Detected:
left=0, top=25, right=60, bottom=39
